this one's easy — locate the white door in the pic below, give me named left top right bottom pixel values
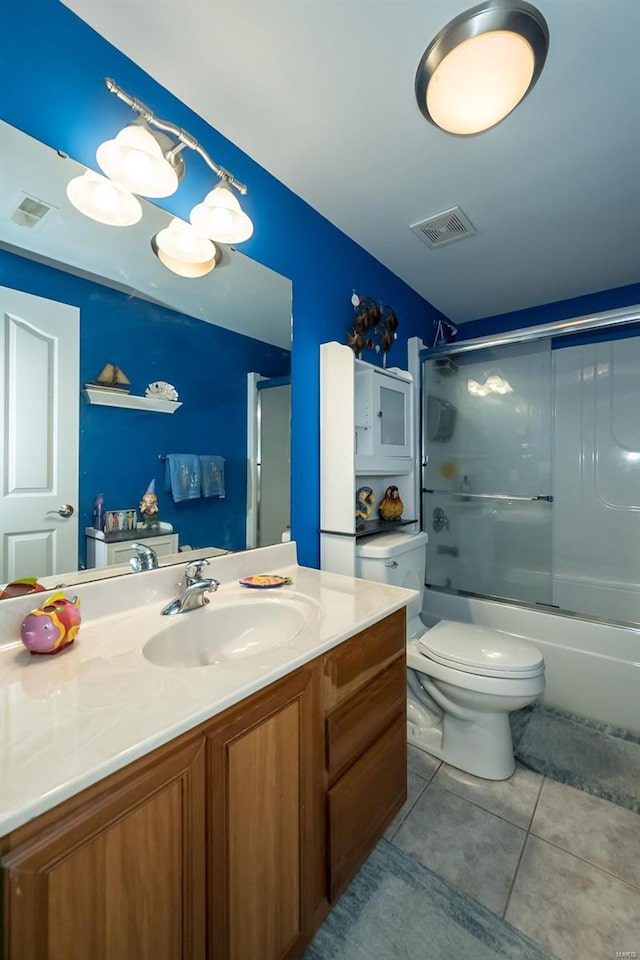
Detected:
left=0, top=286, right=79, bottom=583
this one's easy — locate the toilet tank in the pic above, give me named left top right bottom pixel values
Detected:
left=355, top=531, right=428, bottom=622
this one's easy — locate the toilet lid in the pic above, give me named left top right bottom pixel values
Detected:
left=417, top=620, right=544, bottom=678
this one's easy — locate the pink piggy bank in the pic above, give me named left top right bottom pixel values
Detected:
left=20, top=592, right=81, bottom=655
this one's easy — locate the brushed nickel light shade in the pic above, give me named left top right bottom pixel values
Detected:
left=415, top=1, right=549, bottom=135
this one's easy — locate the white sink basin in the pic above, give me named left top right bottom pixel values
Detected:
left=142, top=594, right=322, bottom=668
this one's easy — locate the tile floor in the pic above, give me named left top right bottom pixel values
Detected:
left=385, top=745, right=640, bottom=960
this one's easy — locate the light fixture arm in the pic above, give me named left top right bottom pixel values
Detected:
left=104, top=78, right=247, bottom=195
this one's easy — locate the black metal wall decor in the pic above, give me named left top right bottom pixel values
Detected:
left=347, top=292, right=399, bottom=367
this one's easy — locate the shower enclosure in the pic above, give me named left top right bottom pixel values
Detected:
left=422, top=306, right=640, bottom=628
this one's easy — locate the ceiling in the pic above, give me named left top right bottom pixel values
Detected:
left=63, top=0, right=640, bottom=323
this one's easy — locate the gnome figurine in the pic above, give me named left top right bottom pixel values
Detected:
left=139, top=478, right=159, bottom=527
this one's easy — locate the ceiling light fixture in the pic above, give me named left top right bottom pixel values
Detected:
left=65, top=169, right=142, bottom=226
left=151, top=218, right=218, bottom=278
left=67, top=78, right=253, bottom=266
left=415, top=0, right=549, bottom=135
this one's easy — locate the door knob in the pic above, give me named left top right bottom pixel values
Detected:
left=48, top=504, right=75, bottom=518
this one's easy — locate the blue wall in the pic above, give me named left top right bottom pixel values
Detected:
left=1, top=0, right=446, bottom=568
left=0, top=248, right=289, bottom=565
left=5, top=1, right=636, bottom=566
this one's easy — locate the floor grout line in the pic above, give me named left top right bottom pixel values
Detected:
left=386, top=772, right=430, bottom=841
left=525, top=771, right=546, bottom=832
left=432, top=780, right=538, bottom=833
left=501, top=776, right=546, bottom=919
left=526, top=831, right=640, bottom=893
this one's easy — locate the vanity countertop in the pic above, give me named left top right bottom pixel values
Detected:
left=0, top=542, right=416, bottom=836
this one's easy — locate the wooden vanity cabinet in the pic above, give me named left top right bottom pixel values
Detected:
left=324, top=608, right=407, bottom=901
left=206, top=665, right=325, bottom=960
left=1, top=737, right=207, bottom=960
left=1, top=607, right=408, bottom=960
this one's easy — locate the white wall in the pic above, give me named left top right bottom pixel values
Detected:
left=553, top=338, right=640, bottom=622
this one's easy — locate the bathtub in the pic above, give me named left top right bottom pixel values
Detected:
left=423, top=588, right=640, bottom=736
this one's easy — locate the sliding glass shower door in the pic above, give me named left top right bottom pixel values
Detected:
left=422, top=340, right=553, bottom=605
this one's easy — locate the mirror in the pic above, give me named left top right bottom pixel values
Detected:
left=0, top=119, right=292, bottom=588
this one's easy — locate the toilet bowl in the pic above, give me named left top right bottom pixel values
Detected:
left=406, top=620, right=544, bottom=780
left=355, top=532, right=545, bottom=780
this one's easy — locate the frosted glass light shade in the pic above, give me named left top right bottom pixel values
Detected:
left=415, top=1, right=549, bottom=136
left=427, top=31, right=535, bottom=135
left=66, top=170, right=142, bottom=226
left=152, top=218, right=217, bottom=278
left=97, top=124, right=179, bottom=198
left=189, top=182, right=254, bottom=243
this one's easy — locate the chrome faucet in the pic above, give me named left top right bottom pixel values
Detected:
left=160, top=559, right=219, bottom=616
left=129, top=542, right=159, bottom=572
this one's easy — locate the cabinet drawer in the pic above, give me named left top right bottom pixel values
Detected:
left=326, top=656, right=405, bottom=781
left=324, top=609, right=405, bottom=712
left=327, top=714, right=406, bottom=901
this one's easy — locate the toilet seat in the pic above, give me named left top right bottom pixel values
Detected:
left=407, top=640, right=545, bottom=698
left=417, top=620, right=544, bottom=679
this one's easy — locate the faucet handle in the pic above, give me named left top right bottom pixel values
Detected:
left=129, top=542, right=159, bottom=572
left=184, top=558, right=210, bottom=585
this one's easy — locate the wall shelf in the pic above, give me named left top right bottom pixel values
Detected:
left=356, top=518, right=418, bottom=539
left=83, top=388, right=182, bottom=414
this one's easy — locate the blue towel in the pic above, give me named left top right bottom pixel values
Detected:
left=200, top=455, right=225, bottom=498
left=164, top=454, right=201, bottom=503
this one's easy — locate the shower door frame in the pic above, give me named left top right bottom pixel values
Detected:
left=419, top=302, right=640, bottom=629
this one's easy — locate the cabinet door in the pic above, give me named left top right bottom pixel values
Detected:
left=2, top=738, right=206, bottom=960
left=374, top=373, right=412, bottom=458
left=207, top=666, right=323, bottom=960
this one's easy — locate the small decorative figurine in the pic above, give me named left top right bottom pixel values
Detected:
left=145, top=380, right=179, bottom=401
left=139, top=479, right=159, bottom=527
left=355, top=485, right=375, bottom=522
left=378, top=485, right=404, bottom=521
left=20, top=592, right=81, bottom=655
left=0, top=577, right=46, bottom=601
left=347, top=293, right=399, bottom=364
left=86, top=363, right=131, bottom=393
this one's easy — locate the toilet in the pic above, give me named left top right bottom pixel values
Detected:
left=355, top=531, right=545, bottom=780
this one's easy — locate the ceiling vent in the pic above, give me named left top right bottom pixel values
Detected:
left=410, top=206, right=476, bottom=249
left=10, top=194, right=56, bottom=230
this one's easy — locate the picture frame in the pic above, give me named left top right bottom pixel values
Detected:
left=104, top=508, right=138, bottom=534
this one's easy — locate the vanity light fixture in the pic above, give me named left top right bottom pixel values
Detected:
left=415, top=0, right=549, bottom=135
left=96, top=123, right=183, bottom=199
left=190, top=181, right=253, bottom=244
left=65, top=169, right=142, bottom=226
left=151, top=218, right=218, bottom=279
left=67, top=78, right=253, bottom=255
